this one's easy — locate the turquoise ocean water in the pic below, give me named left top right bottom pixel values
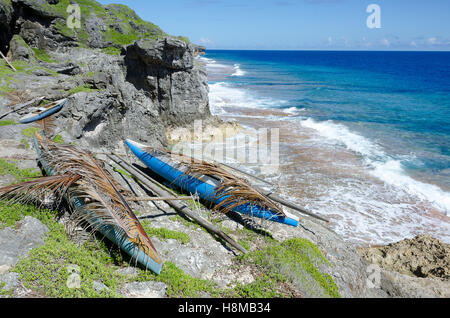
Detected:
left=199, top=50, right=450, bottom=244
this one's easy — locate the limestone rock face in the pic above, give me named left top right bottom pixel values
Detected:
left=0, top=1, right=212, bottom=152
left=124, top=38, right=211, bottom=127
left=0, top=216, right=49, bottom=268
left=358, top=235, right=450, bottom=298
left=359, top=235, right=450, bottom=279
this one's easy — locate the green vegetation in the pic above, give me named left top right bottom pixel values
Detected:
left=52, top=135, right=64, bottom=144
left=0, top=0, right=12, bottom=7
left=0, top=158, right=41, bottom=183
left=141, top=221, right=191, bottom=244
left=0, top=281, right=13, bottom=298
left=46, top=0, right=168, bottom=47
left=84, top=71, right=95, bottom=78
left=169, top=215, right=202, bottom=231
left=0, top=60, right=17, bottom=95
left=102, top=29, right=139, bottom=47
left=21, top=127, right=40, bottom=138
left=112, top=166, right=132, bottom=179
left=20, top=139, right=30, bottom=149
left=32, top=48, right=57, bottom=64
left=4, top=204, right=125, bottom=298
left=237, top=239, right=251, bottom=251
left=0, top=202, right=55, bottom=229
left=135, top=261, right=216, bottom=298
left=67, top=84, right=98, bottom=94
left=175, top=36, right=190, bottom=43
left=237, top=238, right=341, bottom=298
left=101, top=47, right=122, bottom=56
left=0, top=198, right=339, bottom=298
left=0, top=120, right=17, bottom=127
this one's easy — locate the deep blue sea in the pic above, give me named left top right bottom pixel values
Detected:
left=199, top=50, right=450, bottom=244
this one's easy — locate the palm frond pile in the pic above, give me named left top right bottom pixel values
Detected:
left=161, top=149, right=285, bottom=218
left=0, top=134, right=161, bottom=267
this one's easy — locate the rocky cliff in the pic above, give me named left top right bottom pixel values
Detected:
left=1, top=0, right=448, bottom=300
left=0, top=0, right=211, bottom=151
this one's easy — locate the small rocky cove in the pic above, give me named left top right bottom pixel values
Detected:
left=0, top=0, right=449, bottom=298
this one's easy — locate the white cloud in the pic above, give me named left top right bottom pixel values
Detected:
left=380, top=38, right=390, bottom=47
left=198, top=37, right=213, bottom=46
left=427, top=37, right=437, bottom=45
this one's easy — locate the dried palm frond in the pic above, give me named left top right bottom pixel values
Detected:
left=0, top=134, right=161, bottom=266
left=35, top=116, right=57, bottom=135
left=6, top=89, right=32, bottom=108
left=184, top=160, right=284, bottom=216
left=0, top=173, right=80, bottom=207
left=149, top=148, right=285, bottom=218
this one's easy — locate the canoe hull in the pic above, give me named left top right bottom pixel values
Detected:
left=20, top=99, right=67, bottom=124
left=33, top=135, right=163, bottom=275
left=125, top=139, right=299, bottom=227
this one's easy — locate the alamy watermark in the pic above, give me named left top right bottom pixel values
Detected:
left=366, top=264, right=381, bottom=289
left=366, top=4, right=381, bottom=29
left=67, top=4, right=81, bottom=29
left=66, top=264, right=81, bottom=289
left=170, top=120, right=280, bottom=174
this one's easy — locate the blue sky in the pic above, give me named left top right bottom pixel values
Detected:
left=97, top=0, right=450, bottom=50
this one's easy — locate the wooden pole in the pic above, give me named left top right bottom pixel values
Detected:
left=198, top=156, right=329, bottom=222
left=165, top=151, right=329, bottom=222
left=0, top=96, right=45, bottom=120
left=107, top=154, right=247, bottom=254
left=127, top=196, right=194, bottom=202
left=0, top=51, right=16, bottom=72
left=258, top=190, right=330, bottom=223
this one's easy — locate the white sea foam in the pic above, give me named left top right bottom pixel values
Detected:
left=197, top=56, right=229, bottom=70
left=300, top=117, right=450, bottom=215
left=209, top=82, right=288, bottom=115
left=282, top=107, right=305, bottom=115
left=231, top=64, right=246, bottom=76
left=204, top=55, right=450, bottom=244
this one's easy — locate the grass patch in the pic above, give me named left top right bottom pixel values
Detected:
left=229, top=274, right=289, bottom=298
left=169, top=215, right=202, bottom=231
left=84, top=71, right=95, bottom=78
left=52, top=135, right=64, bottom=144
left=20, top=139, right=30, bottom=149
left=237, top=238, right=340, bottom=298
left=102, top=29, right=139, bottom=47
left=32, top=48, right=57, bottom=64
left=0, top=120, right=17, bottom=127
left=67, top=84, right=98, bottom=95
left=7, top=203, right=126, bottom=297
left=0, top=281, right=13, bottom=298
left=135, top=262, right=215, bottom=298
left=237, top=239, right=251, bottom=251
left=141, top=221, right=190, bottom=244
left=0, top=202, right=55, bottom=229
left=112, top=166, right=132, bottom=179
left=0, top=158, right=41, bottom=183
left=21, top=127, right=40, bottom=138
left=101, top=47, right=122, bottom=56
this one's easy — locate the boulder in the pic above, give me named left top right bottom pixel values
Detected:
left=0, top=216, right=49, bottom=268
left=8, top=34, right=36, bottom=61
left=124, top=38, right=211, bottom=127
left=359, top=235, right=450, bottom=279
left=120, top=281, right=167, bottom=298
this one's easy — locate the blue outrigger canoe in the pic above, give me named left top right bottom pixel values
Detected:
left=19, top=98, right=67, bottom=124
left=33, top=135, right=163, bottom=274
left=125, top=139, right=299, bottom=227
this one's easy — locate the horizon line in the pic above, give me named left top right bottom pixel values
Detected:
left=201, top=48, right=450, bottom=52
